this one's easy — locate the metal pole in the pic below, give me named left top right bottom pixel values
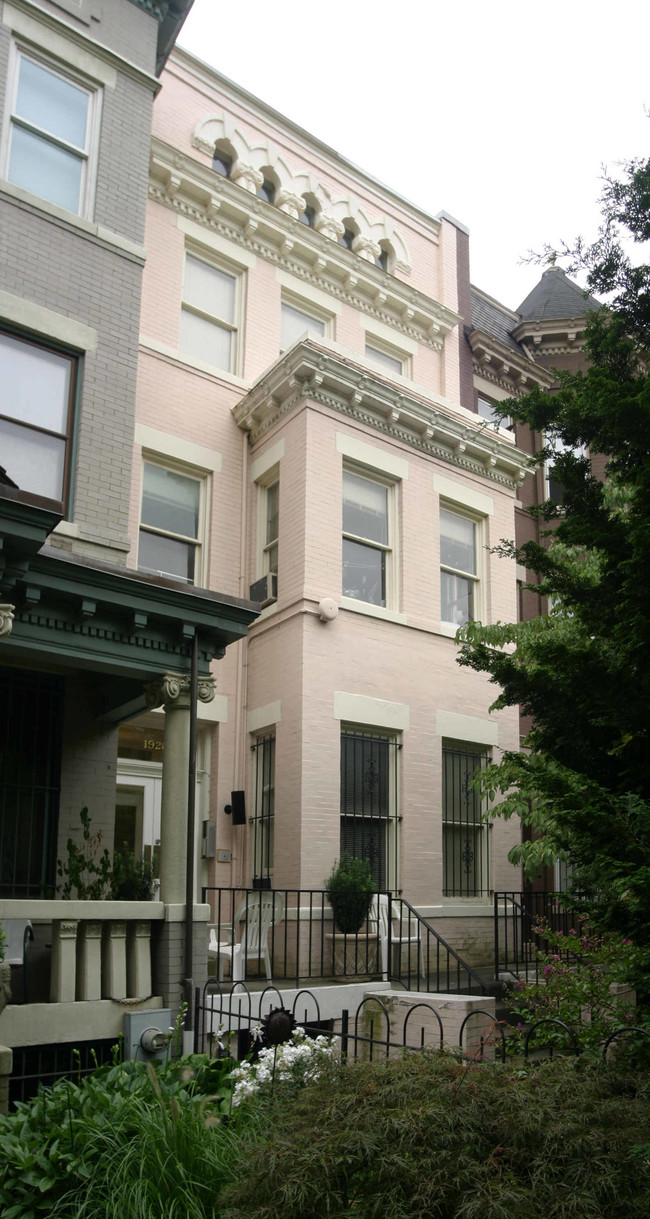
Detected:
left=183, top=631, right=199, bottom=1033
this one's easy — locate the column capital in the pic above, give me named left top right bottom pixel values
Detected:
left=0, top=605, right=15, bottom=638
left=144, top=672, right=217, bottom=710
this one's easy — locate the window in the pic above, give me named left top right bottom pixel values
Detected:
left=342, top=469, right=393, bottom=607
left=339, top=226, right=356, bottom=250
left=340, top=728, right=400, bottom=891
left=262, top=479, right=279, bottom=578
left=365, top=341, right=404, bottom=377
left=257, top=177, right=275, bottom=204
left=252, top=734, right=275, bottom=888
left=180, top=252, right=240, bottom=373
left=299, top=204, right=315, bottom=227
left=375, top=248, right=389, bottom=271
left=6, top=50, right=98, bottom=216
left=0, top=329, right=76, bottom=503
left=440, top=507, right=478, bottom=627
left=477, top=395, right=511, bottom=433
left=280, top=300, right=326, bottom=351
left=545, top=435, right=587, bottom=504
left=442, top=742, right=489, bottom=897
left=138, top=461, right=204, bottom=584
left=212, top=148, right=233, bottom=177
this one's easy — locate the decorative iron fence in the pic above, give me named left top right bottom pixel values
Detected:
left=194, top=979, right=504, bottom=1063
left=202, top=887, right=488, bottom=995
left=195, top=981, right=650, bottom=1066
left=494, top=890, right=585, bottom=984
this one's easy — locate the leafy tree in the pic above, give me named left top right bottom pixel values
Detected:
left=456, top=155, right=650, bottom=986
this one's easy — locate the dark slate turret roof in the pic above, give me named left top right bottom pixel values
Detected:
left=470, top=289, right=527, bottom=355
left=517, top=266, right=599, bottom=321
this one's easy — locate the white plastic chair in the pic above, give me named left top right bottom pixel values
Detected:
left=208, top=892, right=284, bottom=981
left=369, top=895, right=424, bottom=982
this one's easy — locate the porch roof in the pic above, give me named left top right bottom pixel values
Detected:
left=0, top=485, right=257, bottom=723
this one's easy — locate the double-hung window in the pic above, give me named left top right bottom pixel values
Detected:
left=180, top=252, right=239, bottom=373
left=342, top=469, right=392, bottom=608
left=0, top=329, right=76, bottom=504
left=262, top=480, right=279, bottom=579
left=280, top=299, right=327, bottom=351
left=365, top=340, right=406, bottom=378
left=440, top=507, right=479, bottom=627
left=477, top=395, right=511, bottom=433
left=545, top=434, right=587, bottom=505
left=138, top=462, right=204, bottom=585
left=442, top=741, right=489, bottom=897
left=340, top=728, right=400, bottom=892
left=7, top=50, right=98, bottom=216
left=252, top=733, right=275, bottom=889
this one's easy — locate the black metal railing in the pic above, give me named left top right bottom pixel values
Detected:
left=202, top=888, right=487, bottom=995
left=494, top=891, right=585, bottom=984
left=194, top=980, right=502, bottom=1062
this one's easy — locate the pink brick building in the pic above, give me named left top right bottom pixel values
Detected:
left=122, top=48, right=550, bottom=960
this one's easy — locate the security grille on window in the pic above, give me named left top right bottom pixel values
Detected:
left=340, top=729, right=400, bottom=892
left=180, top=253, right=238, bottom=372
left=138, top=462, right=201, bottom=584
left=342, top=470, right=390, bottom=607
left=7, top=52, right=96, bottom=215
left=440, top=508, right=478, bottom=627
left=0, top=330, right=76, bottom=503
left=280, top=302, right=325, bottom=351
left=252, top=734, right=275, bottom=888
left=442, top=743, right=489, bottom=898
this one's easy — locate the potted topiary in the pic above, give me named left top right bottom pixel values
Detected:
left=325, top=853, right=375, bottom=934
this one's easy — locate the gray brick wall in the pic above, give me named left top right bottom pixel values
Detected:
left=0, top=2, right=160, bottom=561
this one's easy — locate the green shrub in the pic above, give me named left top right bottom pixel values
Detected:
left=221, top=1053, right=650, bottom=1219
left=56, top=809, right=157, bottom=901
left=0, top=1053, right=245, bottom=1218
left=325, top=853, right=374, bottom=933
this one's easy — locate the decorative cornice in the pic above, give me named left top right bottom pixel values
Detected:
left=467, top=328, right=555, bottom=396
left=512, top=315, right=588, bottom=353
left=149, top=138, right=459, bottom=353
left=233, top=338, right=529, bottom=490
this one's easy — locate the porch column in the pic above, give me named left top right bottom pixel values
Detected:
left=145, top=671, right=216, bottom=904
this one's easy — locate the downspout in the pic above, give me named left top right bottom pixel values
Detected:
left=183, top=630, right=199, bottom=1033
left=232, top=427, right=249, bottom=887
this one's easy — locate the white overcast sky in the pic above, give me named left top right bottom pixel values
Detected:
left=177, top=0, right=649, bottom=311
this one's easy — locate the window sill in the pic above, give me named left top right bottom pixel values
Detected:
left=139, top=337, right=249, bottom=389
left=340, top=597, right=407, bottom=626
left=439, top=621, right=462, bottom=638
left=0, top=180, right=146, bottom=259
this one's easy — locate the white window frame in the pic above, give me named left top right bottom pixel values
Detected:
left=441, top=739, right=491, bottom=900
left=3, top=43, right=101, bottom=219
left=342, top=463, right=398, bottom=612
left=137, top=457, right=210, bottom=587
left=544, top=435, right=588, bottom=503
left=364, top=335, right=410, bottom=378
left=280, top=292, right=332, bottom=351
left=257, top=475, right=279, bottom=578
left=180, top=248, right=243, bottom=375
left=477, top=394, right=512, bottom=433
left=439, top=503, right=483, bottom=632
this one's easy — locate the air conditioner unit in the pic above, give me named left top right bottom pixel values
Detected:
left=249, top=572, right=278, bottom=606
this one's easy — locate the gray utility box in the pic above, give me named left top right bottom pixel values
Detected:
left=123, top=1009, right=172, bottom=1062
